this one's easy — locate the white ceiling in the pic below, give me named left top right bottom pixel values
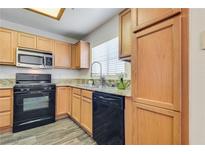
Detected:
left=0, top=8, right=123, bottom=39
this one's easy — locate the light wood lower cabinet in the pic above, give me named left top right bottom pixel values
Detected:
left=67, top=87, right=72, bottom=116
left=0, top=112, right=11, bottom=128
left=71, top=88, right=81, bottom=123
left=56, top=87, right=71, bottom=117
left=132, top=102, right=181, bottom=144
left=0, top=28, right=17, bottom=65
left=125, top=97, right=133, bottom=144
left=81, top=90, right=92, bottom=134
left=0, top=89, right=13, bottom=131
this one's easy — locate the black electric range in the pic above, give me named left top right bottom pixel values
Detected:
left=13, top=73, right=56, bottom=133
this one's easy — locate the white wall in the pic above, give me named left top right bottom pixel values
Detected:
left=0, top=19, right=77, bottom=43
left=0, top=66, right=81, bottom=79
left=80, top=15, right=131, bottom=79
left=189, top=9, right=205, bottom=144
left=0, top=19, right=81, bottom=79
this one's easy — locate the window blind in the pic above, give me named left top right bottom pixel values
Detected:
left=92, top=37, right=125, bottom=76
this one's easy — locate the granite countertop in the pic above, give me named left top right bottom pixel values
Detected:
left=56, top=83, right=131, bottom=97
left=0, top=79, right=15, bottom=89
left=0, top=79, right=131, bottom=97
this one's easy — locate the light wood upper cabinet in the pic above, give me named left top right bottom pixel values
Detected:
left=131, top=8, right=181, bottom=32
left=71, top=44, right=76, bottom=69
left=132, top=103, right=181, bottom=144
left=54, top=41, right=71, bottom=68
left=119, top=9, right=132, bottom=59
left=71, top=41, right=90, bottom=69
left=71, top=88, right=81, bottom=123
left=132, top=15, right=181, bottom=111
left=0, top=28, right=17, bottom=65
left=18, top=32, right=37, bottom=49
left=36, top=36, right=54, bottom=53
left=81, top=90, right=92, bottom=134
left=56, top=87, right=70, bottom=116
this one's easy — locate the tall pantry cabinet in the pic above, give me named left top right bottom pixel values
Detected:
left=129, top=9, right=189, bottom=144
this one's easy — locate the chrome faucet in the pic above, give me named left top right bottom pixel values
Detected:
left=90, top=61, right=105, bottom=86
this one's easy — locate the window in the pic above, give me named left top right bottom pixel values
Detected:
left=92, top=37, right=125, bottom=76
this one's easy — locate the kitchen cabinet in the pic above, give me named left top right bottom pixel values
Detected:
left=71, top=44, right=77, bottom=68
left=130, top=9, right=189, bottom=145
left=71, top=88, right=81, bottom=123
left=125, top=97, right=133, bottom=144
left=132, top=102, right=181, bottom=144
left=56, top=87, right=71, bottom=117
left=81, top=90, right=93, bottom=134
left=37, top=36, right=54, bottom=53
left=119, top=9, right=132, bottom=60
left=67, top=87, right=72, bottom=116
left=54, top=41, right=72, bottom=68
left=132, top=15, right=181, bottom=111
left=71, top=41, right=90, bottom=69
left=0, top=28, right=17, bottom=65
left=18, top=32, right=37, bottom=49
left=131, top=8, right=181, bottom=32
left=0, top=89, right=13, bottom=131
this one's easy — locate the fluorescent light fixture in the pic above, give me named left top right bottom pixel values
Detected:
left=26, top=8, right=65, bottom=20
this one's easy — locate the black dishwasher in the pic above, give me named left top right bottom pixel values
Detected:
left=93, top=91, right=125, bottom=145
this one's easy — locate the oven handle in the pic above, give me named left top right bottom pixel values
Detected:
left=14, top=90, right=55, bottom=95
left=29, top=91, right=43, bottom=94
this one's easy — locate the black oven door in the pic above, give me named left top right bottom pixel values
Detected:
left=13, top=90, right=55, bottom=132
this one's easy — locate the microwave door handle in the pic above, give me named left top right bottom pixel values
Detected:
left=43, top=56, right=46, bottom=66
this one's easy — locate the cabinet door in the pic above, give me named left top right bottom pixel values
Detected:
left=37, top=36, right=54, bottom=52
left=18, top=32, right=37, bottom=49
left=67, top=87, right=72, bottom=115
left=132, top=15, right=181, bottom=111
left=0, top=28, right=17, bottom=65
left=54, top=41, right=71, bottom=68
left=131, top=8, right=181, bottom=32
left=80, top=41, right=90, bottom=68
left=119, top=9, right=132, bottom=58
left=125, top=97, right=133, bottom=144
left=56, top=87, right=69, bottom=116
left=81, top=90, right=92, bottom=134
left=75, top=42, right=81, bottom=69
left=71, top=44, right=77, bottom=69
left=0, top=112, right=11, bottom=128
left=132, top=103, right=181, bottom=144
left=71, top=92, right=81, bottom=123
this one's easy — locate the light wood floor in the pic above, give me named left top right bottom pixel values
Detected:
left=0, top=118, right=96, bottom=145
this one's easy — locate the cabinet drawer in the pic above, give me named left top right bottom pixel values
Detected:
left=0, top=112, right=11, bottom=128
left=0, top=89, right=12, bottom=97
left=82, top=90, right=92, bottom=99
left=72, top=88, right=81, bottom=95
left=0, top=97, right=11, bottom=112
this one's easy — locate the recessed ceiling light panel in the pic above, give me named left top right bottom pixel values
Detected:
left=26, top=8, right=65, bottom=20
